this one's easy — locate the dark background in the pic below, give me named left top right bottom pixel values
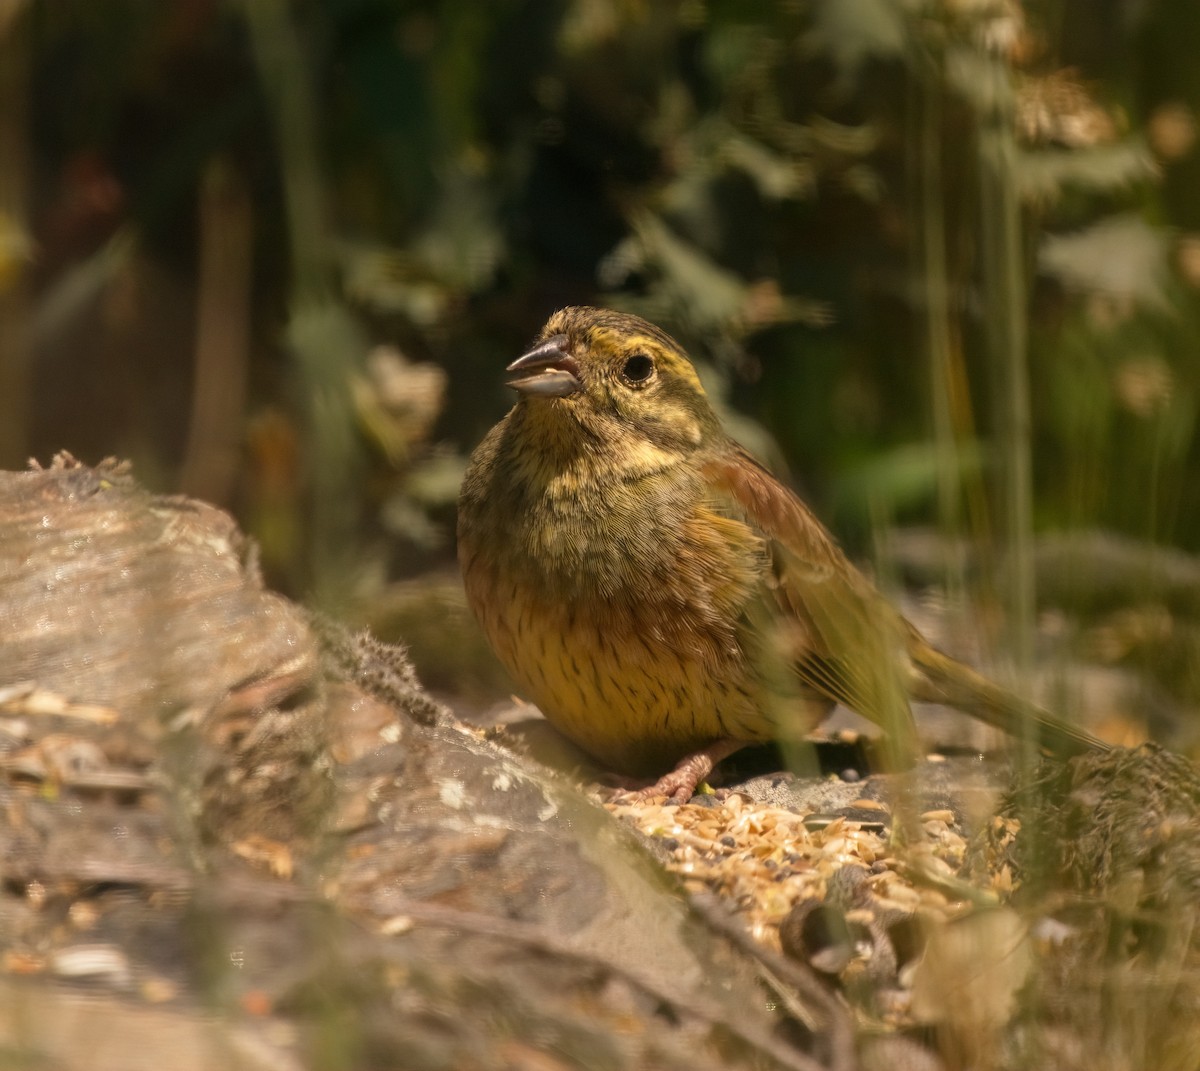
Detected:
left=2, top=0, right=1197, bottom=616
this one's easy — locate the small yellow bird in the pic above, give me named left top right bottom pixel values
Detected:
left=458, top=307, right=1108, bottom=800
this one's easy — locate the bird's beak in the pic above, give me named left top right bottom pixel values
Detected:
left=505, top=334, right=582, bottom=397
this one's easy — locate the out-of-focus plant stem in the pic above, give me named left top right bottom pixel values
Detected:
left=181, top=160, right=253, bottom=505
left=0, top=4, right=31, bottom=466
left=917, top=58, right=965, bottom=598
left=912, top=41, right=1002, bottom=637
left=977, top=50, right=1036, bottom=763
left=242, top=0, right=365, bottom=608
left=242, top=0, right=328, bottom=305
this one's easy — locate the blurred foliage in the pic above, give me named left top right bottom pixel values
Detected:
left=3, top=0, right=1200, bottom=597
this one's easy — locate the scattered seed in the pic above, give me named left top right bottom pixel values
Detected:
left=920, top=809, right=956, bottom=824
left=602, top=779, right=979, bottom=989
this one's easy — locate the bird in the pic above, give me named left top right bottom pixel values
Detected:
left=457, top=306, right=1109, bottom=801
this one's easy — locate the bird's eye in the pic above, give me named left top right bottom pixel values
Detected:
left=620, top=353, right=655, bottom=386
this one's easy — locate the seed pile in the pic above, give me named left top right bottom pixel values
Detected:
left=605, top=792, right=979, bottom=954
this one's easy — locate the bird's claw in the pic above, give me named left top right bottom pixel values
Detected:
left=605, top=739, right=745, bottom=805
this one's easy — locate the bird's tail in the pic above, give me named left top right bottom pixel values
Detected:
left=906, top=637, right=1110, bottom=757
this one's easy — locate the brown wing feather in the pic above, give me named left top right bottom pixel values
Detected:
left=701, top=446, right=917, bottom=744
left=703, top=445, right=1109, bottom=758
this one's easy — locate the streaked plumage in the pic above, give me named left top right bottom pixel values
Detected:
left=458, top=307, right=1107, bottom=798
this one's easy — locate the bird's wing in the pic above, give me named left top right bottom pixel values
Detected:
left=701, top=446, right=917, bottom=744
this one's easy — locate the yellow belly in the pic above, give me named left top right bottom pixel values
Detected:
left=464, top=561, right=833, bottom=774
left=457, top=429, right=831, bottom=773
left=477, top=588, right=760, bottom=772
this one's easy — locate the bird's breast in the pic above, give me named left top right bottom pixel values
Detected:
left=520, top=471, right=692, bottom=595
left=459, top=451, right=792, bottom=771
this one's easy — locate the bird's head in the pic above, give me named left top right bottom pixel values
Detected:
left=506, top=306, right=721, bottom=453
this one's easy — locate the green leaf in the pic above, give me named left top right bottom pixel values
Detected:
left=1019, top=140, right=1157, bottom=203
left=807, top=0, right=910, bottom=83
left=1038, top=214, right=1173, bottom=310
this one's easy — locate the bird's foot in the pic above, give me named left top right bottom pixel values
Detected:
left=615, top=739, right=746, bottom=805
